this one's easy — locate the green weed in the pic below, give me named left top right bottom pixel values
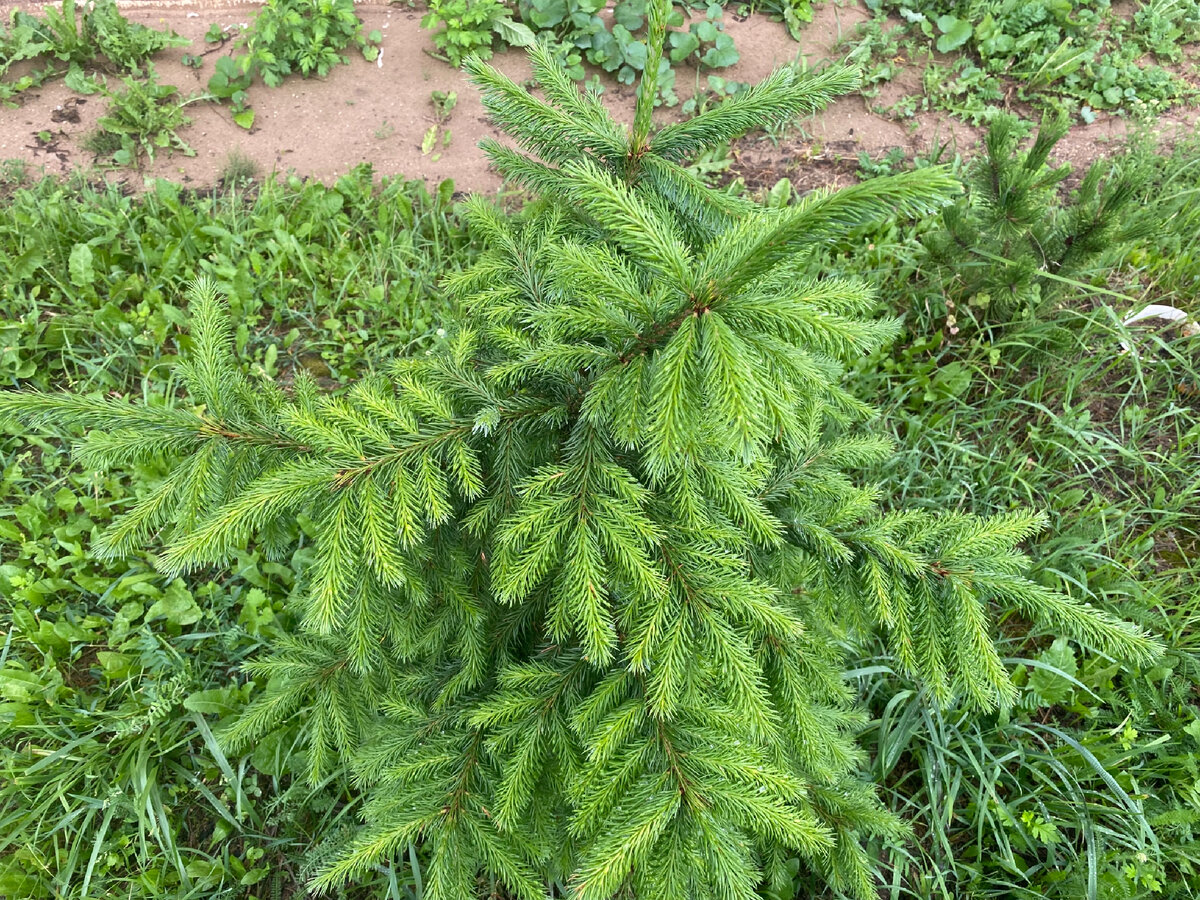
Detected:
left=204, top=0, right=381, bottom=130
left=0, top=166, right=474, bottom=899
left=421, top=90, right=457, bottom=159
left=423, top=0, right=516, bottom=66
left=852, top=0, right=1200, bottom=123
left=92, top=67, right=199, bottom=167
left=0, top=0, right=185, bottom=104
left=240, top=0, right=379, bottom=86
left=422, top=0, right=752, bottom=104
left=218, top=149, right=259, bottom=189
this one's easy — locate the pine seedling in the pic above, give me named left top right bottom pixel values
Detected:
left=923, top=112, right=1150, bottom=336
left=0, top=6, right=1160, bottom=898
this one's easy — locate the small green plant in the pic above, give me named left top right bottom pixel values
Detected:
left=856, top=146, right=912, bottom=179
left=918, top=113, right=1147, bottom=338
left=673, top=3, right=740, bottom=69
left=684, top=138, right=736, bottom=184
left=431, top=88, right=458, bottom=121
left=204, top=21, right=233, bottom=45
left=218, top=148, right=258, bottom=188
left=839, top=15, right=910, bottom=96
left=680, top=72, right=748, bottom=116
left=859, top=0, right=1198, bottom=123
left=421, top=90, right=457, bottom=158
left=0, top=0, right=185, bottom=103
left=206, top=54, right=255, bottom=128
left=241, top=0, right=379, bottom=86
left=740, top=0, right=816, bottom=40
left=92, top=67, right=197, bottom=167
left=204, top=0, right=380, bottom=129
left=423, top=0, right=523, bottom=66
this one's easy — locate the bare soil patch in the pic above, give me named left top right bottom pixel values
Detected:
left=1, top=0, right=1198, bottom=193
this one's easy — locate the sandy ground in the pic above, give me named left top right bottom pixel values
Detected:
left=0, top=0, right=1198, bottom=192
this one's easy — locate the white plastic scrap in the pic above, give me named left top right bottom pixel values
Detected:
left=1124, top=304, right=1192, bottom=327
left=377, top=47, right=384, bottom=69
left=1119, top=304, right=1198, bottom=354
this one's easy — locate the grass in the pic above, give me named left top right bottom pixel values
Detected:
left=79, top=125, right=123, bottom=159
left=0, top=167, right=471, bottom=898
left=0, top=428, right=403, bottom=899
left=218, top=149, right=259, bottom=190
left=804, top=129, right=1200, bottom=899
left=0, top=164, right=472, bottom=391
left=847, top=314, right=1200, bottom=896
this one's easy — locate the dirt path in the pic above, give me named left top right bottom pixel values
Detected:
left=1, top=0, right=1197, bottom=192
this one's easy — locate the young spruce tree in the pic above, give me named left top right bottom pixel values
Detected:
left=2, top=5, right=1159, bottom=897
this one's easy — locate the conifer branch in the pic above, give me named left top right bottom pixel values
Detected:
left=629, top=0, right=670, bottom=167
left=652, top=65, right=860, bottom=162
left=703, top=169, right=961, bottom=295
